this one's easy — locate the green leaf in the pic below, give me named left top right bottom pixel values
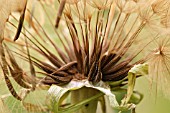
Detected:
left=119, top=63, right=148, bottom=111
left=129, top=63, right=148, bottom=76
left=126, top=63, right=148, bottom=103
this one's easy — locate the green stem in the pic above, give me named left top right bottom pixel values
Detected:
left=71, top=87, right=99, bottom=113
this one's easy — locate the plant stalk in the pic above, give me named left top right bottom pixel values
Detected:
left=71, top=87, right=99, bottom=113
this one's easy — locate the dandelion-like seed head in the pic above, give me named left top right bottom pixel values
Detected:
left=1, top=0, right=170, bottom=112
left=148, top=36, right=170, bottom=96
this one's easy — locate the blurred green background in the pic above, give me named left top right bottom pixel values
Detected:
left=135, top=77, right=170, bottom=113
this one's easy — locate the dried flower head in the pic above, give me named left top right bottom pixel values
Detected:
left=1, top=0, right=170, bottom=112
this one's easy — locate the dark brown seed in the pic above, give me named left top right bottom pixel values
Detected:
left=14, top=1, right=27, bottom=41
left=55, top=0, right=66, bottom=28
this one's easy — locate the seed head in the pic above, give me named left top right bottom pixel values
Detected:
left=1, top=0, right=170, bottom=112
